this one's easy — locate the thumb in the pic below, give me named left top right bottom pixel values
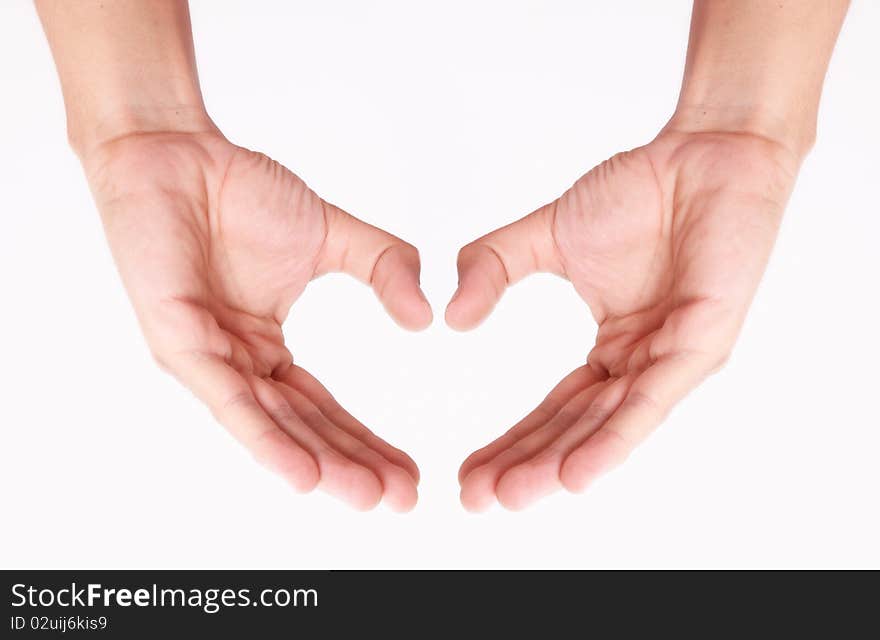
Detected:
left=316, top=201, right=433, bottom=331
left=446, top=202, right=565, bottom=331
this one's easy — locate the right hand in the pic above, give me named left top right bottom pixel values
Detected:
left=83, top=130, right=432, bottom=512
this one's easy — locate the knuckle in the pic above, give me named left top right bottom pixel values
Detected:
left=532, top=402, right=558, bottom=422
left=465, top=463, right=494, bottom=486
left=582, top=402, right=614, bottom=423
left=264, top=402, right=298, bottom=425
left=456, top=242, right=478, bottom=266
left=554, top=406, right=580, bottom=426
left=321, top=402, right=348, bottom=422
left=399, top=240, right=419, bottom=259
left=214, top=390, right=259, bottom=421
left=245, top=427, right=281, bottom=459
left=298, top=406, right=325, bottom=428
left=600, top=428, right=636, bottom=462
left=621, top=389, right=661, bottom=413
left=385, top=465, right=413, bottom=486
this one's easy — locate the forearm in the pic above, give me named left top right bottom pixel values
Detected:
left=35, top=0, right=214, bottom=157
left=667, top=0, right=849, bottom=158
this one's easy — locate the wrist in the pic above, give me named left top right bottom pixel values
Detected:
left=665, top=99, right=815, bottom=163
left=68, top=101, right=216, bottom=162
left=667, top=0, right=850, bottom=163
left=36, top=0, right=216, bottom=159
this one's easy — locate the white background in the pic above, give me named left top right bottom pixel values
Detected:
left=1, top=0, right=878, bottom=569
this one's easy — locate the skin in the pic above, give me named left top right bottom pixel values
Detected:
left=84, top=131, right=431, bottom=512
left=450, top=128, right=797, bottom=511
left=449, top=0, right=850, bottom=511
left=36, top=0, right=850, bottom=513
left=37, top=1, right=431, bottom=512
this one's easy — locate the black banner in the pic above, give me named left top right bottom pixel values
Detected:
left=1, top=570, right=874, bottom=636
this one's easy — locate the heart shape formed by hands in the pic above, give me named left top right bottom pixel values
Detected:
left=86, top=127, right=799, bottom=513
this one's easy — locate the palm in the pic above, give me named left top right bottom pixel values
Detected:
left=84, top=131, right=432, bottom=511
left=448, top=131, right=799, bottom=510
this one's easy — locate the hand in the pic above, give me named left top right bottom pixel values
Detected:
left=447, top=129, right=801, bottom=511
left=84, top=131, right=432, bottom=511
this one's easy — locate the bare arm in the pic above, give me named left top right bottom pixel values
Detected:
left=451, top=0, right=850, bottom=511
left=36, top=0, right=430, bottom=512
left=35, top=0, right=214, bottom=155
left=669, top=0, right=849, bottom=157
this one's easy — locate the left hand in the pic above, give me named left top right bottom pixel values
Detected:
left=447, top=129, right=800, bottom=511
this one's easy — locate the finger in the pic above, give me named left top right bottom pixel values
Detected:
left=270, top=379, right=418, bottom=513
left=460, top=378, right=610, bottom=513
left=588, top=329, right=649, bottom=377
left=445, top=202, right=564, bottom=331
left=458, top=364, right=603, bottom=484
left=277, top=364, right=420, bottom=484
left=166, top=352, right=319, bottom=493
left=624, top=338, right=654, bottom=376
left=494, top=376, right=632, bottom=511
left=560, top=353, right=713, bottom=493
left=317, top=202, right=432, bottom=331
left=249, top=377, right=386, bottom=511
